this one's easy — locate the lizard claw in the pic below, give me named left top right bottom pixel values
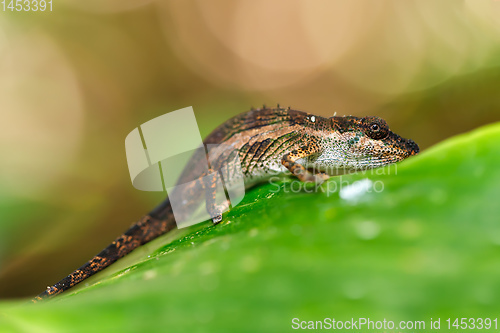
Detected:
left=314, top=173, right=330, bottom=185
left=208, top=201, right=229, bottom=225
left=212, top=215, right=223, bottom=224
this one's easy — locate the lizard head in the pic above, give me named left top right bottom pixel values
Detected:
left=314, top=115, right=419, bottom=173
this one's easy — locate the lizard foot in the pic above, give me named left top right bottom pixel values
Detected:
left=314, top=173, right=330, bottom=185
left=208, top=200, right=229, bottom=225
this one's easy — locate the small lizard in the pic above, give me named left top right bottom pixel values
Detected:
left=32, top=106, right=419, bottom=302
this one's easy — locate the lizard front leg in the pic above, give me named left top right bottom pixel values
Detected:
left=282, top=143, right=330, bottom=184
left=203, top=170, right=230, bottom=224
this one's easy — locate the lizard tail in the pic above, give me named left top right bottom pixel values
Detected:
left=32, top=199, right=176, bottom=303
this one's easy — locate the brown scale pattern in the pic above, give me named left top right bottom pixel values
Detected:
left=33, top=212, right=176, bottom=302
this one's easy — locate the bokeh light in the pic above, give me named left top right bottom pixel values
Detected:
left=0, top=0, right=498, bottom=300
left=0, top=22, right=84, bottom=200
left=63, top=0, right=156, bottom=13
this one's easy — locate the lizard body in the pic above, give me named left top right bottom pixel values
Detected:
left=33, top=106, right=419, bottom=302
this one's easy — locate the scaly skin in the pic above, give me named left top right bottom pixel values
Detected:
left=32, top=106, right=419, bottom=302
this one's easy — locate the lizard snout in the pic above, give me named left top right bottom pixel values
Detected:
left=406, top=139, right=419, bottom=155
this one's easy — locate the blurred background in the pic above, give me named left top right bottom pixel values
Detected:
left=0, top=0, right=499, bottom=298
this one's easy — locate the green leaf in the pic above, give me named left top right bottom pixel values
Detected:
left=1, top=123, right=499, bottom=333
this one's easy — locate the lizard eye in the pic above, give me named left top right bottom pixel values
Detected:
left=362, top=116, right=389, bottom=140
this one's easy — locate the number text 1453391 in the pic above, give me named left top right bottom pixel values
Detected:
left=1, top=0, right=52, bottom=11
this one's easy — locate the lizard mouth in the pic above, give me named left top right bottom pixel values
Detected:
left=385, top=133, right=420, bottom=158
